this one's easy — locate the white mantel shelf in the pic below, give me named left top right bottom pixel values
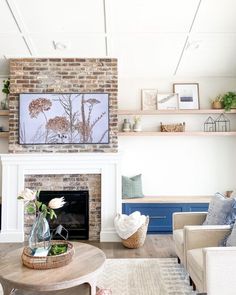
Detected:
left=0, top=153, right=122, bottom=243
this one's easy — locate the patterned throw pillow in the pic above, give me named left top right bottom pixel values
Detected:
left=203, top=192, right=236, bottom=225
left=122, top=174, right=144, bottom=199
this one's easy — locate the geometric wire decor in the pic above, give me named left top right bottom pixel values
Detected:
left=204, top=116, right=216, bottom=132
left=215, top=113, right=230, bottom=132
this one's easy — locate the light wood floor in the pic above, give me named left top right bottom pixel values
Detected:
left=0, top=235, right=176, bottom=259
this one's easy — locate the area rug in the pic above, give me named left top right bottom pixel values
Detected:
left=97, top=258, right=197, bottom=295
left=0, top=258, right=196, bottom=295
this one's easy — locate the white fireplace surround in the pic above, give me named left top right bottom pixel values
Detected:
left=0, top=153, right=122, bottom=243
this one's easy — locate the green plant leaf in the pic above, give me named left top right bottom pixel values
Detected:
left=41, top=204, right=47, bottom=212
left=36, top=190, right=40, bottom=199
left=222, top=91, right=236, bottom=111
left=26, top=205, right=36, bottom=214
left=35, top=201, right=42, bottom=210
left=49, top=209, right=57, bottom=220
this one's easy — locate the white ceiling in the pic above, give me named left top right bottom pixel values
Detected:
left=0, top=0, right=236, bottom=77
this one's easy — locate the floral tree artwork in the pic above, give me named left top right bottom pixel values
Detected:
left=19, top=93, right=109, bottom=144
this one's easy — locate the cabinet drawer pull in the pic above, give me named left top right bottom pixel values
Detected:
left=150, top=216, right=167, bottom=219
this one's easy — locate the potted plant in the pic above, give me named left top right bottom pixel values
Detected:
left=222, top=91, right=236, bottom=111
left=211, top=94, right=223, bottom=109
left=1, top=78, right=10, bottom=110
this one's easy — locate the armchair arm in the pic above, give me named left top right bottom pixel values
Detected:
left=203, top=247, right=236, bottom=295
left=184, top=225, right=231, bottom=252
left=173, top=212, right=207, bottom=230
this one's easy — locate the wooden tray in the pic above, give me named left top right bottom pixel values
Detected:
left=22, top=240, right=74, bottom=269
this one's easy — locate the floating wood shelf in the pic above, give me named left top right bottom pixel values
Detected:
left=118, top=131, right=236, bottom=137
left=0, top=110, right=9, bottom=116
left=118, top=109, right=236, bottom=115
left=0, top=132, right=9, bottom=138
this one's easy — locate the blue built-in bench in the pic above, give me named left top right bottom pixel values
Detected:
left=122, top=196, right=210, bottom=234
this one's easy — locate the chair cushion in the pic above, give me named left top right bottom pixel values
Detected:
left=187, top=248, right=204, bottom=281
left=173, top=229, right=184, bottom=247
left=122, top=174, right=144, bottom=199
left=203, top=192, right=236, bottom=225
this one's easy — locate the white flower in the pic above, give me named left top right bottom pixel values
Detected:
left=18, top=188, right=36, bottom=201
left=48, top=197, right=66, bottom=209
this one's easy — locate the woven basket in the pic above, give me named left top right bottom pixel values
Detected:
left=22, top=240, right=74, bottom=270
left=160, top=122, right=185, bottom=132
left=121, top=216, right=149, bottom=249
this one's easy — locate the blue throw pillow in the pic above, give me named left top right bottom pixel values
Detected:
left=122, top=174, right=144, bottom=199
left=203, top=192, right=236, bottom=225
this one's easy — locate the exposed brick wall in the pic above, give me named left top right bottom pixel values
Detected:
left=24, top=174, right=101, bottom=241
left=9, top=58, right=118, bottom=153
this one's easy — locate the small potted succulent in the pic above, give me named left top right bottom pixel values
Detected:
left=133, top=116, right=142, bottom=132
left=211, top=94, right=223, bottom=109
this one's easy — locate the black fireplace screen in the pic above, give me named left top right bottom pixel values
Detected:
left=39, top=190, right=89, bottom=240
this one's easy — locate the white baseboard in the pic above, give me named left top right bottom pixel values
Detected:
left=0, top=231, right=24, bottom=243
left=100, top=229, right=121, bottom=242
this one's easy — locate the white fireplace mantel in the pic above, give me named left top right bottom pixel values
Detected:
left=0, top=153, right=122, bottom=242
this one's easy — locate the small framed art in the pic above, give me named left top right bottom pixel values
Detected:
left=157, top=93, right=178, bottom=110
left=173, top=83, right=199, bottom=110
left=141, top=89, right=158, bottom=110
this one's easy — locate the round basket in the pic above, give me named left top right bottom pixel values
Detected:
left=22, top=240, right=75, bottom=270
left=121, top=216, right=149, bottom=249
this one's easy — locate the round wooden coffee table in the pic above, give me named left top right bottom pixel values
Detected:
left=0, top=242, right=106, bottom=295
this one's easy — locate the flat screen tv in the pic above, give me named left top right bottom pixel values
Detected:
left=19, top=93, right=109, bottom=145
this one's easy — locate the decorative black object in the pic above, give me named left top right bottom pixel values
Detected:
left=39, top=190, right=89, bottom=240
left=215, top=113, right=230, bottom=132
left=204, top=116, right=216, bottom=132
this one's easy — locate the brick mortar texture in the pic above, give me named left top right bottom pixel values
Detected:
left=24, top=174, right=101, bottom=241
left=9, top=58, right=118, bottom=153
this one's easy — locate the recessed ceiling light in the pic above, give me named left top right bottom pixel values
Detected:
left=185, top=40, right=201, bottom=51
left=52, top=41, right=67, bottom=50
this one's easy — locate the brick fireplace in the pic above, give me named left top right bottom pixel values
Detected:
left=24, top=174, right=101, bottom=241
left=0, top=153, right=121, bottom=242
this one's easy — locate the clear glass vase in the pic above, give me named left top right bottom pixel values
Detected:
left=29, top=212, right=51, bottom=253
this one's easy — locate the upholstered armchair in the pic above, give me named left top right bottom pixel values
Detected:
left=172, top=212, right=207, bottom=266
left=185, top=225, right=235, bottom=295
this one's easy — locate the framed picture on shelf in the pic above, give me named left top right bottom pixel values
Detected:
left=173, top=83, right=199, bottom=110
left=157, top=93, right=178, bottom=110
left=141, top=89, right=158, bottom=110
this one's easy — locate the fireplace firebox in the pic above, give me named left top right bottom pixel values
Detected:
left=39, top=190, right=89, bottom=240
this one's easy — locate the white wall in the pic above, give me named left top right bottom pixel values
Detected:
left=118, top=77, right=236, bottom=196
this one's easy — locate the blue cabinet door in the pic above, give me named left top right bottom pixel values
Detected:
left=122, top=203, right=183, bottom=233
left=189, top=205, right=209, bottom=212
left=122, top=202, right=209, bottom=234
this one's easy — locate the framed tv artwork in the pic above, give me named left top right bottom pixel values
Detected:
left=173, top=83, right=199, bottom=110
left=19, top=93, right=109, bottom=145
